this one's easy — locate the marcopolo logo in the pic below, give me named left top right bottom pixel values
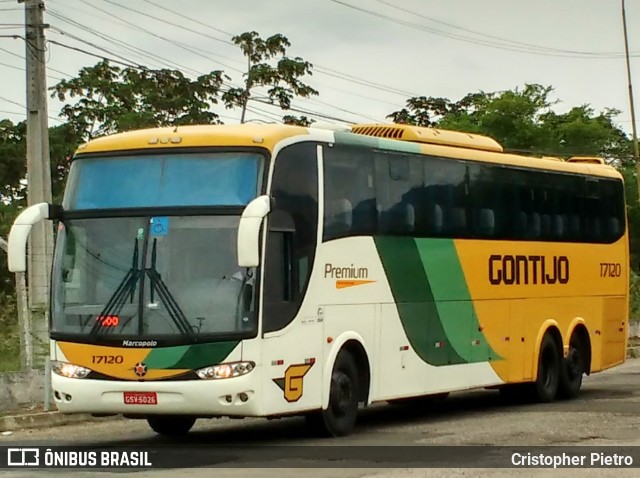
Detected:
left=7, top=448, right=39, bottom=467
left=122, top=340, right=158, bottom=347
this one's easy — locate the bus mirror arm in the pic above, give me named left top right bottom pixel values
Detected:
left=237, top=195, right=271, bottom=268
left=8, top=202, right=59, bottom=273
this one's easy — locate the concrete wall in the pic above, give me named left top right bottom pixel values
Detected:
left=0, top=369, right=47, bottom=411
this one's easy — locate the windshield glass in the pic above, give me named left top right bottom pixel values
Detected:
left=51, top=215, right=256, bottom=342
left=63, top=151, right=262, bottom=210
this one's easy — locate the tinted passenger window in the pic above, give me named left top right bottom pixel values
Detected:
left=323, top=145, right=376, bottom=240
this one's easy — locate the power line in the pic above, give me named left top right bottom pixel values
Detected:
left=53, top=0, right=414, bottom=118
left=0, top=109, right=24, bottom=116
left=1, top=59, right=63, bottom=83
left=48, top=2, right=374, bottom=123
left=91, top=0, right=244, bottom=73
left=47, top=10, right=204, bottom=77
left=47, top=39, right=145, bottom=69
left=101, top=0, right=234, bottom=47
left=138, top=0, right=233, bottom=38
left=0, top=93, right=24, bottom=109
left=314, top=65, right=419, bottom=98
left=109, top=0, right=416, bottom=102
left=330, top=0, right=640, bottom=59
left=0, top=45, right=70, bottom=77
left=48, top=27, right=148, bottom=69
left=373, top=0, right=640, bottom=58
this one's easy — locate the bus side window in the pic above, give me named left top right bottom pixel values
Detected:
left=323, top=145, right=376, bottom=241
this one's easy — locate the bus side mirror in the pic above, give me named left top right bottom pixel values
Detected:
left=8, top=202, right=59, bottom=272
left=237, top=195, right=271, bottom=268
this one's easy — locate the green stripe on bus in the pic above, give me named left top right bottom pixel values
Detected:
left=374, top=236, right=464, bottom=366
left=145, top=341, right=239, bottom=369
left=415, top=239, right=500, bottom=362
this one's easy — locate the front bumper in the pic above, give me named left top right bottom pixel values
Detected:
left=51, top=371, right=262, bottom=416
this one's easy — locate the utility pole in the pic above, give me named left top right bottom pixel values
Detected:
left=622, top=0, right=640, bottom=198
left=22, top=0, right=53, bottom=368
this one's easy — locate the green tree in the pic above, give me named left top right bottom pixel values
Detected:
left=282, top=114, right=315, bottom=126
left=388, top=85, right=630, bottom=159
left=0, top=119, right=79, bottom=297
left=52, top=60, right=227, bottom=140
left=222, top=31, right=319, bottom=123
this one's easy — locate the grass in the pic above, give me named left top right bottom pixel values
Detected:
left=0, top=292, right=21, bottom=373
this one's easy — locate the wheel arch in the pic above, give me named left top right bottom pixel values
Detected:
left=322, top=332, right=372, bottom=409
left=531, top=320, right=563, bottom=382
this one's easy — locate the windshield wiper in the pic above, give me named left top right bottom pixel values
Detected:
left=90, top=238, right=141, bottom=336
left=90, top=235, right=195, bottom=339
left=145, top=238, right=194, bottom=338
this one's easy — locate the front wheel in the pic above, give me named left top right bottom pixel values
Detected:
left=147, top=416, right=196, bottom=437
left=305, top=350, right=359, bottom=437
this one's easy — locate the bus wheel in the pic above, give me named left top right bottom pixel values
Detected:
left=558, top=334, right=586, bottom=399
left=306, top=350, right=359, bottom=437
left=147, top=416, right=196, bottom=436
left=533, top=333, right=561, bottom=403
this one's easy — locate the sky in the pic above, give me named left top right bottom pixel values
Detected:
left=0, top=0, right=639, bottom=137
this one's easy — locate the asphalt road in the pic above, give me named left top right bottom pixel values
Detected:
left=2, top=358, right=640, bottom=477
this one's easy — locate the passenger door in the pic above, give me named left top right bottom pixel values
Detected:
left=260, top=142, right=323, bottom=413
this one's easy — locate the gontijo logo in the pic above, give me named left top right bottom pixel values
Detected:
left=273, top=361, right=315, bottom=402
left=324, top=263, right=375, bottom=289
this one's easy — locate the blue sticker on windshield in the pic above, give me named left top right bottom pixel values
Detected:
left=150, top=217, right=169, bottom=236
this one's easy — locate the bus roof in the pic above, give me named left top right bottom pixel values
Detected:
left=74, top=123, right=622, bottom=180
left=75, top=123, right=310, bottom=155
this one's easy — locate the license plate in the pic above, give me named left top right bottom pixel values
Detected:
left=123, top=391, right=157, bottom=405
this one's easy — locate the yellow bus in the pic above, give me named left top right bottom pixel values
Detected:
left=8, top=122, right=629, bottom=437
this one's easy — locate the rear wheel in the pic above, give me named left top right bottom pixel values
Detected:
left=147, top=416, right=196, bottom=436
left=558, top=333, right=586, bottom=399
left=306, top=350, right=359, bottom=437
left=533, top=333, right=561, bottom=403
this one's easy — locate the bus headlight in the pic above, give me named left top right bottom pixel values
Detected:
left=196, top=361, right=255, bottom=380
left=51, top=361, right=91, bottom=379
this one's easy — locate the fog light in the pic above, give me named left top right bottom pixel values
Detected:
left=239, top=392, right=248, bottom=402
left=225, top=395, right=232, bottom=403
left=65, top=394, right=72, bottom=401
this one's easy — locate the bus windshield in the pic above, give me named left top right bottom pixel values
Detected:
left=52, top=215, right=256, bottom=342
left=51, top=150, right=264, bottom=343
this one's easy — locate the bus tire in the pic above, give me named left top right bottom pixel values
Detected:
left=558, top=333, right=586, bottom=399
left=305, top=350, right=359, bottom=437
left=147, top=416, right=196, bottom=436
left=533, top=333, right=561, bottom=403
